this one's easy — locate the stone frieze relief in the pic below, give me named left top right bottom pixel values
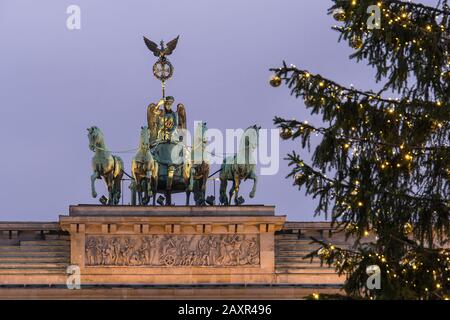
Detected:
left=85, top=234, right=260, bottom=267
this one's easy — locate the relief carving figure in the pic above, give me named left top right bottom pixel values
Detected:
left=217, top=237, right=230, bottom=266
left=111, top=238, right=121, bottom=265
left=216, top=235, right=244, bottom=266
left=98, top=238, right=108, bottom=265
left=208, top=237, right=218, bottom=266
left=140, top=237, right=152, bottom=265
left=85, top=234, right=260, bottom=267
left=230, top=235, right=243, bottom=266
left=240, top=237, right=260, bottom=265
left=197, top=236, right=215, bottom=266
left=86, top=238, right=97, bottom=265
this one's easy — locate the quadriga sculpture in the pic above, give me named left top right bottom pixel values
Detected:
left=130, top=126, right=158, bottom=205
left=87, top=126, right=124, bottom=205
left=219, top=125, right=260, bottom=205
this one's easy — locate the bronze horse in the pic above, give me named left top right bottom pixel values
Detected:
left=131, top=126, right=158, bottom=205
left=87, top=126, right=124, bottom=205
left=219, top=125, right=260, bottom=205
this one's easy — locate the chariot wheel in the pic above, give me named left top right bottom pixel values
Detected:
left=163, top=254, right=175, bottom=266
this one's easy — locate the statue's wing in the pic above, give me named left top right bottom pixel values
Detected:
left=176, top=103, right=187, bottom=130
left=147, top=103, right=159, bottom=142
left=147, top=103, right=156, bottom=128
left=143, top=36, right=160, bottom=57
left=164, top=36, right=179, bottom=56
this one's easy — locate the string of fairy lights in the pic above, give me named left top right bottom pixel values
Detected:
left=276, top=116, right=448, bottom=150
left=270, top=67, right=447, bottom=119
left=270, top=67, right=449, bottom=175
left=332, top=0, right=450, bottom=49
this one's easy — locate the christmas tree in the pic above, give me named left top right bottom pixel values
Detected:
left=271, top=0, right=449, bottom=299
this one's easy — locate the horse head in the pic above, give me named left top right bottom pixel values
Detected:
left=193, top=121, right=208, bottom=150
left=87, top=126, right=103, bottom=151
left=199, top=122, right=208, bottom=143
left=240, top=124, right=260, bottom=152
left=139, top=126, right=150, bottom=151
left=201, top=122, right=208, bottom=132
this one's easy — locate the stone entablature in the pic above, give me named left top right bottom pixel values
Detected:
left=58, top=205, right=285, bottom=284
left=0, top=218, right=349, bottom=289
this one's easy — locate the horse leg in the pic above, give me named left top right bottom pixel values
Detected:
left=233, top=175, right=240, bottom=205
left=165, top=166, right=174, bottom=206
left=153, top=192, right=157, bottom=206
left=143, top=163, right=153, bottom=205
left=202, top=164, right=209, bottom=205
left=201, top=172, right=208, bottom=205
left=152, top=163, right=159, bottom=206
left=141, top=179, right=149, bottom=205
left=186, top=174, right=193, bottom=206
left=144, top=177, right=151, bottom=205
left=228, top=180, right=235, bottom=205
left=187, top=167, right=195, bottom=206
left=91, top=172, right=99, bottom=198
left=188, top=166, right=194, bottom=193
left=186, top=189, right=190, bottom=206
left=135, top=177, right=141, bottom=205
left=146, top=181, right=152, bottom=205
left=113, top=174, right=122, bottom=205
left=249, top=169, right=258, bottom=198
left=142, top=179, right=150, bottom=205
left=165, top=191, right=172, bottom=206
left=219, top=178, right=228, bottom=205
left=152, top=176, right=157, bottom=206
left=105, top=174, right=113, bottom=205
left=192, top=180, right=198, bottom=205
left=130, top=180, right=137, bottom=206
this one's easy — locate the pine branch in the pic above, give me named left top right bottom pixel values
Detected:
left=275, top=117, right=449, bottom=151
left=329, top=0, right=450, bottom=99
left=286, top=153, right=448, bottom=204
left=382, top=0, right=449, bottom=14
left=270, top=65, right=447, bottom=113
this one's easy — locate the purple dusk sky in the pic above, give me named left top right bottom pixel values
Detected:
left=0, top=0, right=439, bottom=221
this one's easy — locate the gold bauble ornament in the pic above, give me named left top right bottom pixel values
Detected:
left=269, top=74, right=282, bottom=87
left=403, top=222, right=413, bottom=235
left=318, top=247, right=331, bottom=259
left=333, top=8, right=346, bottom=22
left=345, top=223, right=358, bottom=233
left=280, top=127, right=293, bottom=139
left=294, top=173, right=304, bottom=185
left=350, top=36, right=363, bottom=49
